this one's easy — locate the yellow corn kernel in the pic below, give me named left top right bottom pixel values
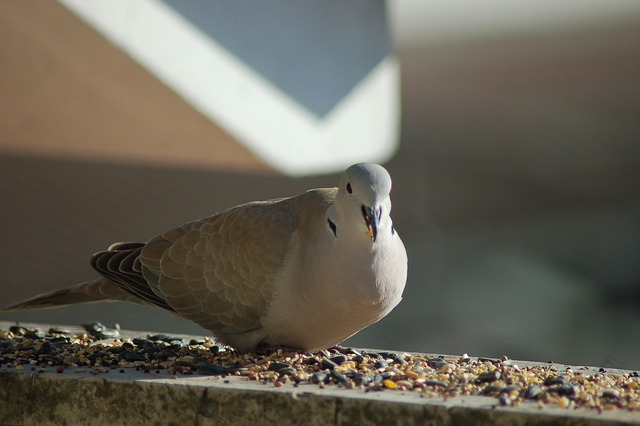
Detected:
left=384, top=379, right=398, bottom=389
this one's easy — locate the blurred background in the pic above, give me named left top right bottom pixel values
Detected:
left=1, top=1, right=639, bottom=369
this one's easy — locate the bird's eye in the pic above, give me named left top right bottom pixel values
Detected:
left=346, top=182, right=353, bottom=194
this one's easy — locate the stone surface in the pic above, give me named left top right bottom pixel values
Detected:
left=2, top=368, right=640, bottom=425
left=1, top=322, right=639, bottom=425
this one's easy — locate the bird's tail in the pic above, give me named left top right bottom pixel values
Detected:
left=1, top=278, right=142, bottom=312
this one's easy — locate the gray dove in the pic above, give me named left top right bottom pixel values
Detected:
left=2, top=163, right=407, bottom=352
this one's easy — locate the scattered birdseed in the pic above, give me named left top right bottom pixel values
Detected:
left=1, top=324, right=639, bottom=412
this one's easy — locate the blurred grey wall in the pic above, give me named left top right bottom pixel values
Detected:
left=2, top=1, right=640, bottom=369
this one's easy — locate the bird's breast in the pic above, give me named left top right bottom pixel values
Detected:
left=262, top=232, right=406, bottom=350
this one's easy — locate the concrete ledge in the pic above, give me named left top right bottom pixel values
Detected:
left=3, top=371, right=640, bottom=426
left=1, top=322, right=639, bottom=425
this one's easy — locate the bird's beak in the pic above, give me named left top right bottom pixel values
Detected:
left=361, top=205, right=380, bottom=242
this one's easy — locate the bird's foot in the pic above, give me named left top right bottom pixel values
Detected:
left=253, top=343, right=304, bottom=356
left=326, top=344, right=360, bottom=356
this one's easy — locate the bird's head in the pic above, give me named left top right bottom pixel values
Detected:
left=332, top=163, right=393, bottom=242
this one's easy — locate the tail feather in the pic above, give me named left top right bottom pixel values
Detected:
left=1, top=278, right=144, bottom=312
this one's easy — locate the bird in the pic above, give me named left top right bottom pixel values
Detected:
left=2, top=163, right=408, bottom=353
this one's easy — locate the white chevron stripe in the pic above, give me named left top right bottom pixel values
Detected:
left=58, top=0, right=400, bottom=176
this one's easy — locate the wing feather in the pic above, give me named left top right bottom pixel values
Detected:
left=138, top=199, right=298, bottom=336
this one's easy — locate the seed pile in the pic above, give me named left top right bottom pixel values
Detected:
left=1, top=323, right=638, bottom=412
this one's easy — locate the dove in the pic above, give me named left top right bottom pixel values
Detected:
left=2, top=163, right=407, bottom=353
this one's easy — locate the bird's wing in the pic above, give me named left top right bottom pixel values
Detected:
left=90, top=242, right=175, bottom=311
left=138, top=196, right=304, bottom=336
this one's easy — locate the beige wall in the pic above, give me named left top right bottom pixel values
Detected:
left=0, top=1, right=267, bottom=172
left=1, top=2, right=639, bottom=369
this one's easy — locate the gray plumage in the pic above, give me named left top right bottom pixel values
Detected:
left=2, top=163, right=408, bottom=352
